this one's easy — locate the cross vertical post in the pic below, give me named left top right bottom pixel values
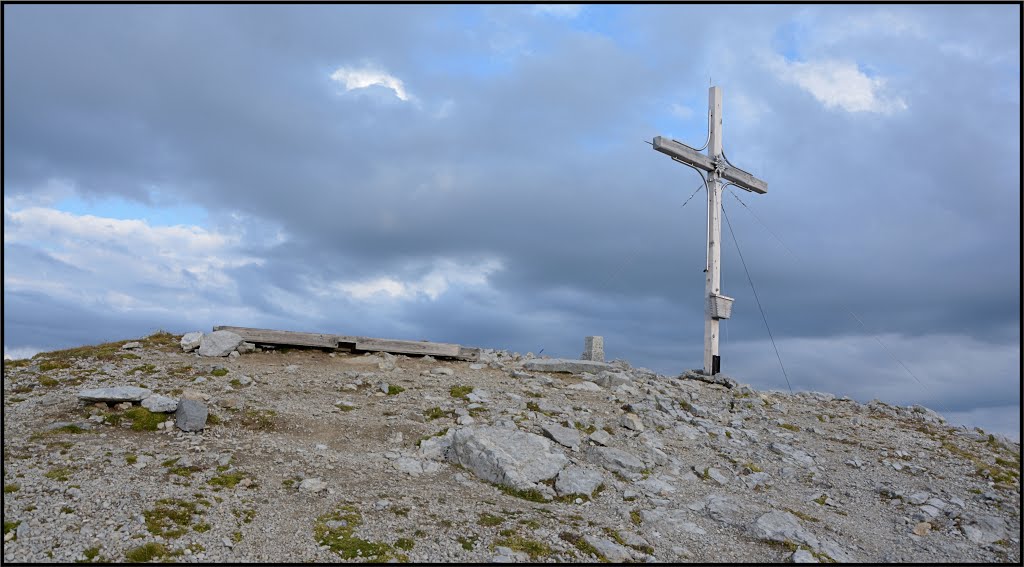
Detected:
left=704, top=86, right=723, bottom=375
left=651, top=85, right=767, bottom=377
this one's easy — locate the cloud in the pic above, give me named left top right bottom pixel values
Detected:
left=326, top=258, right=503, bottom=301
left=531, top=5, right=583, bottom=19
left=766, top=55, right=907, bottom=114
left=329, top=65, right=413, bottom=101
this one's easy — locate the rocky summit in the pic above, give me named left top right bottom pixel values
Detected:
left=2, top=331, right=1020, bottom=563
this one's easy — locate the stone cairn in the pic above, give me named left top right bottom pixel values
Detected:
left=581, top=336, right=604, bottom=362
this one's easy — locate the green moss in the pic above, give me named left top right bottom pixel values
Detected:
left=208, top=472, right=247, bottom=489
left=573, top=422, right=597, bottom=434
left=44, top=467, right=75, bottom=481
left=125, top=454, right=138, bottom=465
left=813, top=494, right=828, bottom=506
left=525, top=401, right=541, bottom=412
left=743, top=462, right=764, bottom=473
left=494, top=534, right=553, bottom=560
left=314, top=504, right=396, bottom=561
left=144, top=498, right=206, bottom=538
left=125, top=542, right=168, bottom=562
left=193, top=523, right=211, bottom=533
left=4, top=521, right=21, bottom=540
left=38, top=375, right=60, bottom=387
left=786, top=508, right=820, bottom=522
left=233, top=508, right=257, bottom=524
left=478, top=512, right=505, bottom=527
left=38, top=360, right=72, bottom=372
left=229, top=378, right=242, bottom=388
left=387, top=385, right=405, bottom=396
left=239, top=409, right=277, bottom=431
left=495, top=483, right=550, bottom=503
left=123, top=407, right=164, bottom=431
left=559, top=532, right=604, bottom=561
left=129, top=364, right=158, bottom=375
left=457, top=535, right=478, bottom=551
left=395, top=538, right=415, bottom=551
left=518, top=518, right=541, bottom=529
left=630, top=509, right=642, bottom=526
left=450, top=385, right=473, bottom=399
left=80, top=546, right=101, bottom=562
left=5, top=483, right=21, bottom=493
left=424, top=407, right=451, bottom=421
left=211, top=368, right=229, bottom=377
left=779, top=423, right=800, bottom=432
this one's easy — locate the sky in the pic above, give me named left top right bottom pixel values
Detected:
left=3, top=4, right=1020, bottom=440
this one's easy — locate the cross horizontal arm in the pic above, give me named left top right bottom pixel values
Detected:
left=653, top=136, right=714, bottom=172
left=652, top=135, right=767, bottom=194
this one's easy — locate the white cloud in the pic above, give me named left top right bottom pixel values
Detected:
left=766, top=55, right=907, bottom=114
left=330, top=65, right=413, bottom=102
left=531, top=5, right=583, bottom=19
left=325, top=258, right=503, bottom=301
left=3, top=204, right=263, bottom=312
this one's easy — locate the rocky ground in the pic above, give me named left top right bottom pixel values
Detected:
left=2, top=331, right=1020, bottom=563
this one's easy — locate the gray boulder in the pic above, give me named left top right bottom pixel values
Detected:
left=583, top=535, right=633, bottom=562
left=180, top=332, right=203, bottom=352
left=77, top=386, right=152, bottom=403
left=541, top=423, right=582, bottom=449
left=196, top=330, right=243, bottom=357
left=586, top=445, right=646, bottom=476
left=555, top=465, right=604, bottom=497
left=141, top=395, right=178, bottom=413
left=175, top=399, right=208, bottom=431
left=447, top=426, right=568, bottom=491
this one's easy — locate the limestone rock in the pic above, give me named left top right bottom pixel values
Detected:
left=586, top=445, right=646, bottom=476
left=77, top=386, right=152, bottom=403
left=554, top=465, right=604, bottom=497
left=121, top=341, right=142, bottom=350
left=447, top=426, right=568, bottom=491
left=298, top=478, right=327, bottom=493
left=583, top=535, right=632, bottom=562
left=175, top=399, right=208, bottom=432
left=196, top=330, right=243, bottom=357
left=588, top=429, right=612, bottom=446
left=141, top=395, right=178, bottom=413
left=541, top=423, right=582, bottom=449
left=567, top=381, right=603, bottom=392
left=180, top=332, right=203, bottom=352
left=620, top=413, right=645, bottom=432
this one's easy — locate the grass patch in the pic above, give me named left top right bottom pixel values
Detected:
left=38, top=375, right=60, bottom=387
left=779, top=423, right=800, bottom=432
left=314, top=504, right=396, bottom=561
left=630, top=509, right=642, bottom=526
left=573, top=422, right=597, bottom=435
left=124, top=542, right=169, bottom=562
left=525, top=401, right=541, bottom=412
left=494, top=534, right=553, bottom=560
left=495, top=483, right=550, bottom=503
left=395, top=537, right=415, bottom=551
left=813, top=494, right=828, bottom=506
left=32, top=340, right=128, bottom=365
left=519, top=518, right=541, bottom=530
left=211, top=368, right=229, bottom=377
left=424, top=407, right=451, bottom=421
left=239, top=409, right=277, bottom=431
left=78, top=546, right=102, bottom=563
left=478, top=512, right=505, bottom=527
left=126, top=454, right=138, bottom=465
left=123, top=407, right=165, bottom=431
left=4, top=521, right=20, bottom=541
left=143, top=498, right=207, bottom=538
left=4, top=483, right=20, bottom=493
left=560, top=532, right=603, bottom=560
left=129, top=364, right=158, bottom=375
left=743, top=462, right=764, bottom=473
left=140, top=331, right=183, bottom=350
left=44, top=466, right=75, bottom=481
left=457, top=535, right=478, bottom=551
left=208, top=471, right=248, bottom=489
left=450, top=385, right=473, bottom=399
left=786, top=508, right=820, bottom=522
left=194, top=523, right=211, bottom=533
left=387, top=385, right=405, bottom=396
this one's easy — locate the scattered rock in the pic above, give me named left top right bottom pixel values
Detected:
left=141, top=395, right=178, bottom=413
left=586, top=445, right=646, bottom=476
left=541, top=423, right=582, bottom=449
left=521, top=358, right=613, bottom=374
left=298, top=478, right=327, bottom=493
left=583, top=535, right=632, bottom=562
left=175, top=399, right=208, bottom=432
left=554, top=465, right=604, bottom=497
left=77, top=386, right=152, bottom=403
left=196, top=330, right=243, bottom=357
left=121, top=341, right=142, bottom=350
left=180, top=332, right=203, bottom=352
left=447, top=426, right=568, bottom=492
left=620, top=412, right=645, bottom=432
left=567, top=381, right=603, bottom=392
left=588, top=429, right=612, bottom=446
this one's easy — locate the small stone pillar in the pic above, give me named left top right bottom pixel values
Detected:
left=581, top=336, right=604, bottom=362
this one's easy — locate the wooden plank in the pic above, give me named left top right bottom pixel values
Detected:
left=458, top=347, right=481, bottom=362
left=355, top=338, right=461, bottom=358
left=212, top=326, right=340, bottom=348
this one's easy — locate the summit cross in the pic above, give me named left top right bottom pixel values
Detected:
left=652, top=86, right=768, bottom=376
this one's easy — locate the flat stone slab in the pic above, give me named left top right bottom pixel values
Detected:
left=447, top=426, right=568, bottom=491
left=522, top=359, right=613, bottom=374
left=77, top=386, right=153, bottom=402
left=197, top=330, right=243, bottom=357
left=142, top=395, right=179, bottom=413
